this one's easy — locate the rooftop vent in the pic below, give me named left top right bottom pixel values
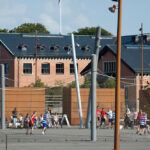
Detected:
left=64, top=45, right=72, bottom=54
left=18, top=44, right=28, bottom=51
left=81, top=45, right=91, bottom=51
left=132, top=35, right=139, bottom=43
left=50, top=45, right=60, bottom=51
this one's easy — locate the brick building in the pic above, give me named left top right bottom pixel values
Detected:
left=81, top=34, right=150, bottom=111
left=1, top=33, right=150, bottom=111
left=0, top=33, right=97, bottom=87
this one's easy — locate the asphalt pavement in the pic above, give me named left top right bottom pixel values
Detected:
left=0, top=126, right=150, bottom=150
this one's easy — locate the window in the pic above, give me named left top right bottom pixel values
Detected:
left=41, top=63, right=50, bottom=74
left=4, top=63, right=9, bottom=75
left=70, top=64, right=78, bottom=74
left=56, top=63, right=64, bottom=74
left=23, top=63, right=32, bottom=74
left=103, top=61, right=116, bottom=73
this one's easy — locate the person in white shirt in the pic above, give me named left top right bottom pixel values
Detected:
left=107, top=109, right=113, bottom=128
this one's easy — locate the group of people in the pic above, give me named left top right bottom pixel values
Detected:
left=96, top=106, right=150, bottom=135
left=96, top=106, right=115, bottom=129
left=132, top=109, right=150, bottom=135
left=10, top=108, right=60, bottom=135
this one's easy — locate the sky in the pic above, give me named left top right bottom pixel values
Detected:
left=0, top=0, right=150, bottom=36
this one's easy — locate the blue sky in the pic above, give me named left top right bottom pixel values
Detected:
left=0, top=0, right=149, bottom=36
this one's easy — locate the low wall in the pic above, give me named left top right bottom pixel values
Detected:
left=63, top=88, right=125, bottom=125
left=0, top=88, right=45, bottom=123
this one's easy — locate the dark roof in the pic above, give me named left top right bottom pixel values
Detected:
left=81, top=34, right=150, bottom=74
left=1, top=33, right=150, bottom=73
left=0, top=33, right=117, bottom=59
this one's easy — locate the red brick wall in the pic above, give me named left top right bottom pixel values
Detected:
left=14, top=58, right=90, bottom=87
left=0, top=43, right=15, bottom=86
left=98, top=50, right=135, bottom=77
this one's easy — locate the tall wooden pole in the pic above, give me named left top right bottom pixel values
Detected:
left=114, top=0, right=122, bottom=150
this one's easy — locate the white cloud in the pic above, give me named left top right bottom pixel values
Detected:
left=73, top=14, right=90, bottom=28
left=39, top=14, right=59, bottom=34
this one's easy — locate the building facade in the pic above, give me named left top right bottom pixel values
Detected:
left=0, top=33, right=94, bottom=87
left=81, top=34, right=150, bottom=111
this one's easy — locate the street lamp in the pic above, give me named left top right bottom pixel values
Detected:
left=109, top=0, right=122, bottom=150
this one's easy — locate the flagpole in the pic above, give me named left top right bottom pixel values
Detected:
left=59, top=0, right=62, bottom=34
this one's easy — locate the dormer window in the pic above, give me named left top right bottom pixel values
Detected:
left=37, top=44, right=46, bottom=51
left=40, top=45, right=46, bottom=51
left=132, top=35, right=139, bottom=43
left=143, top=35, right=150, bottom=44
left=18, top=44, right=28, bottom=51
left=64, top=45, right=72, bottom=54
left=50, top=45, right=60, bottom=51
left=81, top=45, right=90, bottom=51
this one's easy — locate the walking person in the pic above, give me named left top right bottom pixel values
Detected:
left=107, top=109, right=113, bottom=128
left=29, top=111, right=37, bottom=135
left=42, top=110, right=50, bottom=135
left=12, top=107, right=18, bottom=128
left=24, top=113, right=30, bottom=135
left=96, top=105, right=100, bottom=128
left=100, top=108, right=106, bottom=128
left=133, top=109, right=138, bottom=126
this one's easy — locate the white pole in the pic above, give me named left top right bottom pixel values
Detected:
left=71, top=33, right=83, bottom=128
left=1, top=64, right=5, bottom=129
left=91, top=54, right=97, bottom=141
left=59, top=0, right=62, bottom=34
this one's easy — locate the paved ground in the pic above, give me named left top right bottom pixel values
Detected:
left=0, top=126, right=150, bottom=150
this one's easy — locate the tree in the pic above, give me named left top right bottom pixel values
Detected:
left=80, top=76, right=91, bottom=88
left=73, top=27, right=112, bottom=36
left=29, top=78, right=47, bottom=87
left=10, top=23, right=50, bottom=34
left=103, top=78, right=116, bottom=88
left=67, top=81, right=76, bottom=88
left=0, top=28, right=8, bottom=33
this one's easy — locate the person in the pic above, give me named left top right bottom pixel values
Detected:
left=96, top=105, right=100, bottom=128
left=39, top=114, right=44, bottom=128
left=133, top=109, right=138, bottom=126
left=29, top=111, right=37, bottom=135
left=19, top=114, right=24, bottom=128
left=48, top=110, right=53, bottom=128
left=107, top=109, right=113, bottom=128
left=136, top=110, right=143, bottom=134
left=12, top=107, right=17, bottom=128
left=42, top=110, right=50, bottom=135
left=53, top=112, right=59, bottom=128
left=100, top=108, right=106, bottom=128
left=24, top=113, right=30, bottom=135
left=124, top=108, right=131, bottom=128
left=139, top=112, right=147, bottom=135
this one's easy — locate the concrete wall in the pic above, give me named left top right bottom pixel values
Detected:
left=63, top=88, right=125, bottom=125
